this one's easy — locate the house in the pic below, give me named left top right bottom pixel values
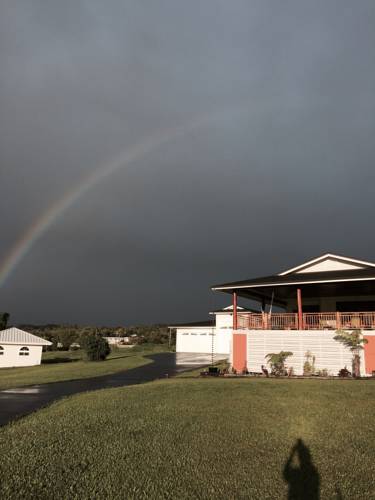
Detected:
left=171, top=305, right=252, bottom=355
left=0, top=327, right=52, bottom=368
left=212, top=253, right=375, bottom=376
left=104, top=336, right=129, bottom=345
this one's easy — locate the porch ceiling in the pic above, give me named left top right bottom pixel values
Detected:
left=222, top=280, right=375, bottom=304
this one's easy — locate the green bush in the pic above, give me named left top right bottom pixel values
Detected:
left=303, top=351, right=316, bottom=376
left=266, top=351, right=293, bottom=376
left=83, top=335, right=111, bottom=361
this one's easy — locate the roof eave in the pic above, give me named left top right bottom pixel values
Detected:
left=212, top=275, right=375, bottom=290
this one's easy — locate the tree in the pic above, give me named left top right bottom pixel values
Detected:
left=334, top=329, right=368, bottom=378
left=266, top=351, right=293, bottom=376
left=0, top=312, right=9, bottom=330
left=55, top=328, right=79, bottom=350
left=83, top=334, right=111, bottom=361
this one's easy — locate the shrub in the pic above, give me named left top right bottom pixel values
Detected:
left=266, top=351, right=293, bottom=376
left=338, top=367, right=351, bottom=378
left=334, top=329, right=368, bottom=378
left=303, top=351, right=316, bottom=376
left=83, top=335, right=111, bottom=361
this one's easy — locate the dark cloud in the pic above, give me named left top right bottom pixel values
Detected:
left=1, top=0, right=375, bottom=325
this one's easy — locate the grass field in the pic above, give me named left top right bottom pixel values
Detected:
left=1, top=378, right=374, bottom=499
left=0, top=345, right=169, bottom=390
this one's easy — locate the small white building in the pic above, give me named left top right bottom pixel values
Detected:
left=104, top=336, right=129, bottom=345
left=0, top=327, right=52, bottom=368
left=171, top=305, right=250, bottom=356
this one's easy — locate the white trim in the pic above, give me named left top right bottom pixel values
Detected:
left=0, top=341, right=51, bottom=346
left=278, top=253, right=375, bottom=276
left=168, top=325, right=213, bottom=329
left=212, top=276, right=375, bottom=291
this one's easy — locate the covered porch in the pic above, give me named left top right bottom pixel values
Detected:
left=221, top=276, right=375, bottom=331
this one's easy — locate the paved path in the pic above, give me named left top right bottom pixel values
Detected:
left=0, top=352, right=226, bottom=427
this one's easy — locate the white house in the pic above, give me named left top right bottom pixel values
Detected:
left=212, top=253, right=375, bottom=376
left=172, top=253, right=375, bottom=376
left=0, top=328, right=52, bottom=368
left=104, top=336, right=129, bottom=345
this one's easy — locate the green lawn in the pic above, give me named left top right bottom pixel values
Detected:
left=1, top=378, right=374, bottom=499
left=0, top=345, right=169, bottom=390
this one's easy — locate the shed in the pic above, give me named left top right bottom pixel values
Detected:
left=0, top=327, right=52, bottom=368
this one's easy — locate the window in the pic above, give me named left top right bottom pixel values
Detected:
left=0, top=346, right=3, bottom=355
left=19, top=346, right=29, bottom=356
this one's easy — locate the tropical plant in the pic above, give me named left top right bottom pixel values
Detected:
left=266, top=351, right=293, bottom=376
left=338, top=367, right=351, bottom=378
left=83, top=334, right=111, bottom=361
left=334, top=329, right=368, bottom=378
left=303, top=350, right=316, bottom=376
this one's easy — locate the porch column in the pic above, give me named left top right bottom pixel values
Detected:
left=297, top=288, right=303, bottom=330
left=233, top=291, right=238, bottom=330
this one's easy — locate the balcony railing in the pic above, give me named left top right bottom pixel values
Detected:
left=237, top=312, right=375, bottom=331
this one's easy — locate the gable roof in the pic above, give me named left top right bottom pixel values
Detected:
left=212, top=254, right=375, bottom=292
left=278, top=253, right=375, bottom=276
left=0, top=328, right=52, bottom=345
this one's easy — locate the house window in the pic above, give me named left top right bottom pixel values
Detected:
left=19, top=346, right=30, bottom=356
left=0, top=346, right=4, bottom=355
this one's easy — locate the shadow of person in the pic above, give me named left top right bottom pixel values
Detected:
left=283, top=438, right=320, bottom=500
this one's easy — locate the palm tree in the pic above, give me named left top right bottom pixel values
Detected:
left=334, top=329, right=368, bottom=378
left=266, top=351, right=293, bottom=376
left=0, top=312, right=9, bottom=330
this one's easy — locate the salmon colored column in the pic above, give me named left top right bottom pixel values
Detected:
left=233, top=291, right=238, bottom=330
left=364, top=336, right=375, bottom=375
left=297, top=288, right=303, bottom=330
left=232, top=333, right=247, bottom=373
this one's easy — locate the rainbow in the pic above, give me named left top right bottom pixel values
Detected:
left=0, top=109, right=233, bottom=288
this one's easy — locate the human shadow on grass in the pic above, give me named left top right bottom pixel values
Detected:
left=283, top=438, right=320, bottom=500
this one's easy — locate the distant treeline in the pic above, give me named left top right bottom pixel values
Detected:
left=17, top=324, right=174, bottom=350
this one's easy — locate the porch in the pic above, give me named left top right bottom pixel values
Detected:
left=237, top=311, right=375, bottom=331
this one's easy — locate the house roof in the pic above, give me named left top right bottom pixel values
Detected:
left=278, top=253, right=375, bottom=276
left=169, top=305, right=257, bottom=328
left=212, top=254, right=375, bottom=292
left=168, top=320, right=214, bottom=328
left=210, top=305, right=257, bottom=314
left=0, top=328, right=52, bottom=346
left=212, top=268, right=375, bottom=290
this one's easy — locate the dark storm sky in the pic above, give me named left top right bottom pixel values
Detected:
left=1, top=1, right=375, bottom=326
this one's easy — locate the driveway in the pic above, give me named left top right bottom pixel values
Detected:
left=0, top=352, right=227, bottom=427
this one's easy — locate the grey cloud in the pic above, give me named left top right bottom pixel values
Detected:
left=1, top=0, right=375, bottom=324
